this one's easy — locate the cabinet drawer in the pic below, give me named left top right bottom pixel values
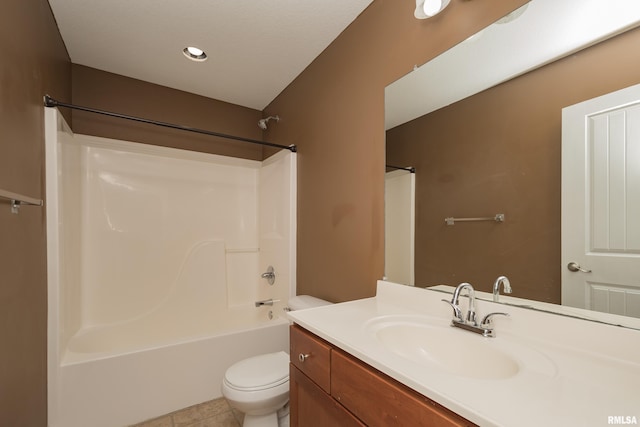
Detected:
left=290, top=325, right=332, bottom=392
left=331, top=349, right=476, bottom=427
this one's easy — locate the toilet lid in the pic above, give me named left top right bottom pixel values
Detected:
left=224, top=351, right=289, bottom=391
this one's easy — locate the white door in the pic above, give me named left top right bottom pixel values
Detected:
left=385, top=170, right=415, bottom=286
left=562, top=83, right=640, bottom=317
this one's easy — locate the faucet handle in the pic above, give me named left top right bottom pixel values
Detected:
left=480, top=312, right=509, bottom=327
left=466, top=309, right=477, bottom=326
left=441, top=299, right=464, bottom=322
left=261, top=266, right=276, bottom=285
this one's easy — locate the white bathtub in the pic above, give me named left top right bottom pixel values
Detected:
left=45, top=108, right=296, bottom=427
left=57, top=317, right=289, bottom=427
left=64, top=304, right=284, bottom=363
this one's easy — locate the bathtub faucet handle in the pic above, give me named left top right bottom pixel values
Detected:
left=261, top=266, right=276, bottom=285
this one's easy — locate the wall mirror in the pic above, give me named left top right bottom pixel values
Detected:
left=384, top=0, right=640, bottom=329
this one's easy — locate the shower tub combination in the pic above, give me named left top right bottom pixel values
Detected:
left=45, top=108, right=296, bottom=427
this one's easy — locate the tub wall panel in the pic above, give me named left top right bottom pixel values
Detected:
left=58, top=114, right=83, bottom=353
left=259, top=151, right=296, bottom=313
left=226, top=251, right=260, bottom=308
left=75, top=134, right=261, bottom=326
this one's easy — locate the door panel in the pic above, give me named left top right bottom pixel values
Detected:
left=562, top=83, right=640, bottom=316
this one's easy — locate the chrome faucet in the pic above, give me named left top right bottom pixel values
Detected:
left=492, top=275, right=512, bottom=302
left=451, top=282, right=477, bottom=325
left=442, top=282, right=509, bottom=337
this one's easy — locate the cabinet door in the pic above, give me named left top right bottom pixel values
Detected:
left=331, top=350, right=475, bottom=427
left=290, top=325, right=332, bottom=392
left=290, top=364, right=365, bottom=427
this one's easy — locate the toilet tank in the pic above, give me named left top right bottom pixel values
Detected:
left=288, top=295, right=332, bottom=311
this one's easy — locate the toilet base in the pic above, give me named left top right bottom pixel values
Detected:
left=241, top=403, right=289, bottom=427
left=242, top=412, right=277, bottom=427
left=277, top=402, right=289, bottom=427
left=278, top=413, right=290, bottom=427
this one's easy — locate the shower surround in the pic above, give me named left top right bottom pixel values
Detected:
left=45, top=108, right=296, bottom=427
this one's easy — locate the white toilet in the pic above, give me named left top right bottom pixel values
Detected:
left=222, top=295, right=331, bottom=427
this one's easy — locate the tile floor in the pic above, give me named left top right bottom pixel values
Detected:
left=130, top=397, right=243, bottom=427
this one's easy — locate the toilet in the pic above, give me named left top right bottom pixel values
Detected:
left=222, top=295, right=331, bottom=427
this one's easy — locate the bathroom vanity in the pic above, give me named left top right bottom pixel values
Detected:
left=287, top=281, right=640, bottom=427
left=290, top=324, right=474, bottom=426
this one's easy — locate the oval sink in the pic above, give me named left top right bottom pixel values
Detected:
left=375, top=323, right=520, bottom=380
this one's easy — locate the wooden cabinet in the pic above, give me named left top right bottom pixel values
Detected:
left=290, top=363, right=365, bottom=427
left=290, top=324, right=476, bottom=427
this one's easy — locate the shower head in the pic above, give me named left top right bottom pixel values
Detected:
left=258, top=115, right=280, bottom=130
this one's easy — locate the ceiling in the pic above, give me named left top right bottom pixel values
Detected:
left=48, top=0, right=374, bottom=111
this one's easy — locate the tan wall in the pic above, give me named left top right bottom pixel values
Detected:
left=72, top=65, right=265, bottom=161
left=0, top=0, right=71, bottom=424
left=386, top=27, right=640, bottom=303
left=264, top=0, right=528, bottom=302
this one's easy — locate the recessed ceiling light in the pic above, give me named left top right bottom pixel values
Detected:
left=183, top=46, right=207, bottom=62
left=414, top=0, right=451, bottom=19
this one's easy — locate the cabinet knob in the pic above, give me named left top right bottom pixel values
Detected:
left=298, top=353, right=310, bottom=362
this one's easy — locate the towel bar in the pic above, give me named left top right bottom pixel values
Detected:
left=445, top=213, right=504, bottom=226
left=0, top=189, right=43, bottom=214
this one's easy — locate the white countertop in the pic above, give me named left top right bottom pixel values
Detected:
left=288, top=281, right=640, bottom=427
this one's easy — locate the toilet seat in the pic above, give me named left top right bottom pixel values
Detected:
left=224, top=351, right=289, bottom=391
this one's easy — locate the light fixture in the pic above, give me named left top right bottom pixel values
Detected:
left=414, top=0, right=451, bottom=19
left=183, top=46, right=207, bottom=62
left=495, top=4, right=529, bottom=25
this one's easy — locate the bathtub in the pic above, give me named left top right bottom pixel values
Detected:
left=45, top=108, right=296, bottom=427
left=57, top=316, right=289, bottom=427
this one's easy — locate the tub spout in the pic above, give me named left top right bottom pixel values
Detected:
left=255, top=298, right=279, bottom=307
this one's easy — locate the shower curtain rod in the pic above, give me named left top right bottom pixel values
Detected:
left=386, top=164, right=415, bottom=173
left=43, top=95, right=297, bottom=153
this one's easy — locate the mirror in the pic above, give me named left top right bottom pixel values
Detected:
left=384, top=0, right=640, bottom=327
